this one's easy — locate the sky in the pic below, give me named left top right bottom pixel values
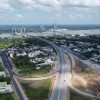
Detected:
left=0, top=0, right=100, bottom=25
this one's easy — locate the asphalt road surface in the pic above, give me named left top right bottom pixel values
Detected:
left=0, top=52, right=25, bottom=100
left=31, top=37, right=71, bottom=100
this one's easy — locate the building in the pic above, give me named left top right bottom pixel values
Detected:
left=36, top=58, right=54, bottom=69
left=42, top=46, right=53, bottom=53
left=45, top=58, right=54, bottom=64
left=16, top=51, right=27, bottom=57
left=28, top=50, right=43, bottom=58
left=0, top=82, right=13, bottom=93
left=9, top=52, right=14, bottom=58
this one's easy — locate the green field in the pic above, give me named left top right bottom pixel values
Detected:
left=0, top=93, right=14, bottom=100
left=21, top=79, right=51, bottom=100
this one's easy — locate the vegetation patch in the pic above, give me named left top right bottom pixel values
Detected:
left=12, top=56, right=52, bottom=77
left=0, top=76, right=11, bottom=84
left=18, top=66, right=52, bottom=77
left=0, top=93, right=14, bottom=100
left=0, top=38, right=23, bottom=49
left=21, top=79, right=52, bottom=100
left=0, top=58, right=4, bottom=71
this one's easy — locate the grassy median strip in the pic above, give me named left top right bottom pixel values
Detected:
left=21, top=79, right=52, bottom=100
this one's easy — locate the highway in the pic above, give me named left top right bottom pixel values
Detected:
left=0, top=52, right=26, bottom=100
left=0, top=36, right=71, bottom=100
left=50, top=49, right=70, bottom=100
left=31, top=36, right=71, bottom=100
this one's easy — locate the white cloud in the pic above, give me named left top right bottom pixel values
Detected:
left=17, top=0, right=100, bottom=9
left=16, top=14, right=23, bottom=19
left=0, top=0, right=14, bottom=11
left=15, top=0, right=100, bottom=16
left=60, top=0, right=100, bottom=7
left=17, top=0, right=53, bottom=12
left=0, top=0, right=100, bottom=24
left=0, top=0, right=23, bottom=22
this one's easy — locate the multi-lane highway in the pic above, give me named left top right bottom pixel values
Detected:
left=0, top=36, right=71, bottom=100
left=32, top=37, right=71, bottom=100
left=0, top=52, right=26, bottom=100
left=50, top=49, right=71, bottom=100
left=1, top=35, right=99, bottom=100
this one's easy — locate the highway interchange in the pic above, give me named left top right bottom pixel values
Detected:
left=0, top=36, right=76, bottom=100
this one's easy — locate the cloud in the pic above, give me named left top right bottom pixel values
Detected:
left=61, top=0, right=100, bottom=7
left=68, top=14, right=76, bottom=20
left=17, top=0, right=100, bottom=10
left=0, top=0, right=100, bottom=24
left=16, top=14, right=23, bottom=19
left=0, top=0, right=14, bottom=11
left=17, top=0, right=54, bottom=12
left=0, top=0, right=23, bottom=22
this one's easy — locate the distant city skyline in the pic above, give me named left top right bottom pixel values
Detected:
left=0, top=0, right=100, bottom=25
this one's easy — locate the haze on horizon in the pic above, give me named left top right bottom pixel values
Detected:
left=0, top=0, right=100, bottom=25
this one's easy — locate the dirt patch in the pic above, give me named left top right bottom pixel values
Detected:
left=72, top=75, right=87, bottom=91
left=72, top=72, right=100, bottom=97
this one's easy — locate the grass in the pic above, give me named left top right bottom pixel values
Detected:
left=18, top=66, right=52, bottom=77
left=70, top=91, right=91, bottom=100
left=31, top=66, right=52, bottom=77
left=21, top=79, right=52, bottom=100
left=0, top=93, right=14, bottom=100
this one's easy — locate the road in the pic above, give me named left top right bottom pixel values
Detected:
left=0, top=36, right=71, bottom=100
left=31, top=36, right=71, bottom=100
left=50, top=49, right=71, bottom=100
left=26, top=36, right=100, bottom=99
left=0, top=52, right=26, bottom=100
